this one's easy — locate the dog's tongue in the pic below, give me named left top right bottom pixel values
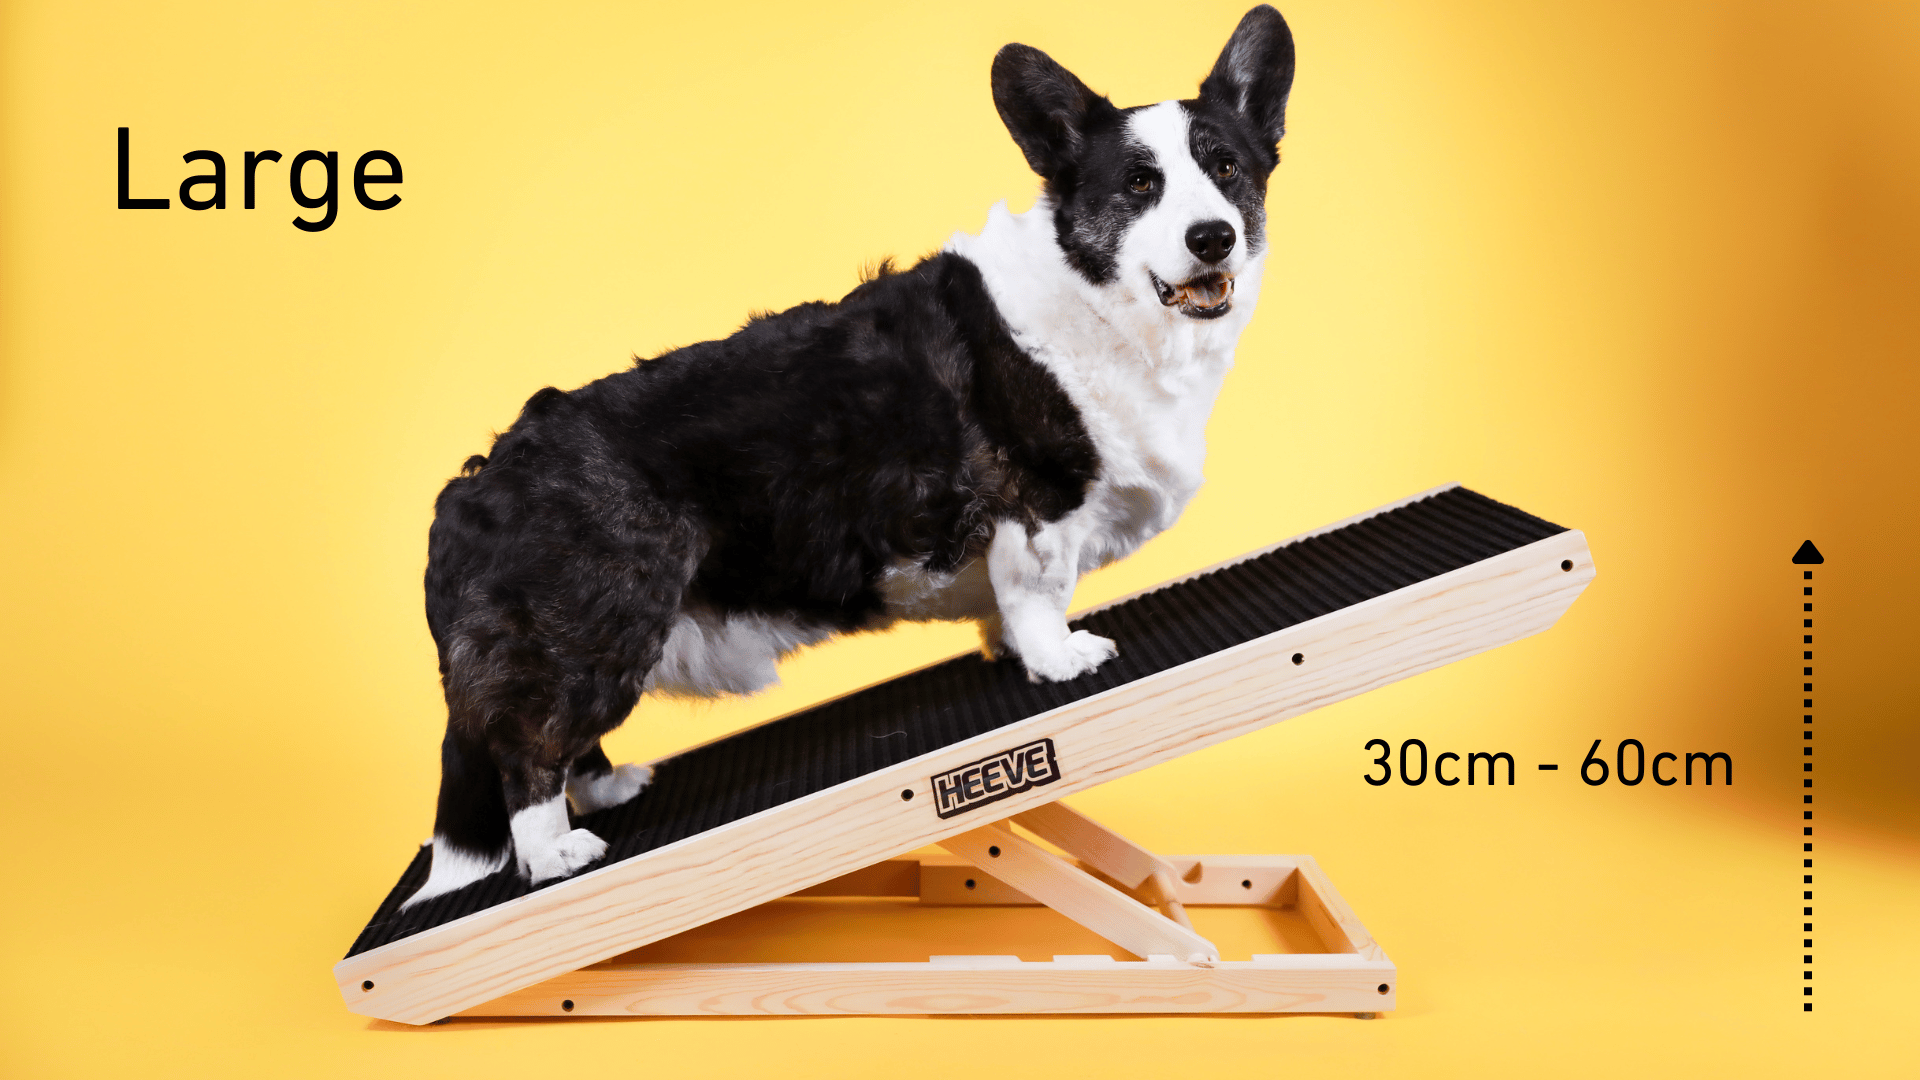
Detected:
left=1177, top=277, right=1232, bottom=309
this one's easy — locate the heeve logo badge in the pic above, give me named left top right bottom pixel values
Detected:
left=931, top=739, right=1061, bottom=818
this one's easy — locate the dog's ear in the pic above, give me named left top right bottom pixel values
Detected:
left=992, top=44, right=1113, bottom=181
left=1200, top=5, right=1296, bottom=152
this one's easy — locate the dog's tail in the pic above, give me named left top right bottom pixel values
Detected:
left=400, top=729, right=511, bottom=909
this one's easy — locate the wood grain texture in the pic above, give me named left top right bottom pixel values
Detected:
left=938, top=823, right=1219, bottom=961
left=1293, top=856, right=1381, bottom=959
left=338, top=528, right=1592, bottom=1024
left=1013, top=801, right=1170, bottom=889
left=917, top=856, right=1043, bottom=905
left=788, top=852, right=1313, bottom=907
left=457, top=849, right=1395, bottom=1017
left=1009, top=802, right=1198, bottom=926
left=458, top=955, right=1399, bottom=1017
left=1145, top=870, right=1196, bottom=929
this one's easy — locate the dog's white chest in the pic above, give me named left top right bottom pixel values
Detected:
left=1063, top=348, right=1226, bottom=570
left=945, top=199, right=1256, bottom=578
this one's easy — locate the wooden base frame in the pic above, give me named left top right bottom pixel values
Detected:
left=459, top=801, right=1394, bottom=1018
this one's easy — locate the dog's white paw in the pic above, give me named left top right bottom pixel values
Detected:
left=567, top=762, right=654, bottom=813
left=403, top=837, right=511, bottom=909
left=607, top=763, right=653, bottom=802
left=525, top=828, right=608, bottom=884
left=1022, top=630, right=1118, bottom=683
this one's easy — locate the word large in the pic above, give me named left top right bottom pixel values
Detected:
left=931, top=738, right=1061, bottom=818
left=117, top=127, right=401, bottom=232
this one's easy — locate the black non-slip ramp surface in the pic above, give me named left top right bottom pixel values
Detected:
left=347, top=486, right=1565, bottom=958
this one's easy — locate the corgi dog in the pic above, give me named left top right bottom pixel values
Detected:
left=405, top=6, right=1295, bottom=907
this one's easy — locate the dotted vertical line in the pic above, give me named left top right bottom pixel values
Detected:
left=1789, top=545, right=1820, bottom=1006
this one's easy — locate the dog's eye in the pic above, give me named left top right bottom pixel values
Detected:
left=1215, top=160, right=1237, bottom=179
left=1127, top=172, right=1155, bottom=194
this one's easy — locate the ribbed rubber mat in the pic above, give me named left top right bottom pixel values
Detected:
left=346, top=486, right=1564, bottom=956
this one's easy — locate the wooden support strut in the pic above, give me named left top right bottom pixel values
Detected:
left=1013, top=801, right=1197, bottom=929
left=938, top=820, right=1220, bottom=961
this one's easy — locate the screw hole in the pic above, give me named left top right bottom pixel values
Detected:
left=361, top=980, right=374, bottom=992
left=1241, top=879, right=1253, bottom=889
left=562, top=999, right=574, bottom=1012
left=1291, top=653, right=1304, bottom=665
left=988, top=845, right=1000, bottom=858
left=900, top=789, right=913, bottom=801
left=1377, top=983, right=1390, bottom=995
left=1561, top=560, right=1573, bottom=571
left=965, top=878, right=977, bottom=889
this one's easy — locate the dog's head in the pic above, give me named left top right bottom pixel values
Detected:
left=992, top=5, right=1294, bottom=320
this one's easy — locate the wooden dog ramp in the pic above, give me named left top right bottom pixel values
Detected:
left=337, top=484, right=1595, bottom=1023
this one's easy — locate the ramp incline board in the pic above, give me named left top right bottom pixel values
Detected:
left=337, top=484, right=1595, bottom=1023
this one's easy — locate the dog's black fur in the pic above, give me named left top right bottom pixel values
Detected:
left=424, top=255, right=1097, bottom=861
left=411, top=5, right=1295, bottom=897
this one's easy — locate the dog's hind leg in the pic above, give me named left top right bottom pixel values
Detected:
left=403, top=730, right=512, bottom=908
left=502, top=752, right=609, bottom=886
left=565, top=742, right=653, bottom=815
left=418, top=469, right=701, bottom=891
left=406, top=622, right=655, bottom=901
left=499, top=572, right=686, bottom=884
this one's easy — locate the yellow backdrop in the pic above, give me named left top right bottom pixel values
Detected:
left=2, top=1, right=1914, bottom=1076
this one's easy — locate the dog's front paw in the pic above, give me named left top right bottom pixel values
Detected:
left=525, top=828, right=608, bottom=884
left=567, top=762, right=654, bottom=813
left=1022, top=630, right=1118, bottom=683
left=605, top=762, right=653, bottom=802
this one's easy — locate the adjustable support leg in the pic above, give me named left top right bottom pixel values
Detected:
left=1013, top=801, right=1197, bottom=929
left=937, top=820, right=1221, bottom=962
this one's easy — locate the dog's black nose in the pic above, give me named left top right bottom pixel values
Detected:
left=1185, top=220, right=1236, bottom=264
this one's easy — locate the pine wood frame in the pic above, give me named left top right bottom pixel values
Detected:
left=336, top=489, right=1594, bottom=1025
left=460, top=802, right=1395, bottom=1017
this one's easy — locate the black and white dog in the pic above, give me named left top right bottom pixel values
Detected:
left=405, top=6, right=1295, bottom=906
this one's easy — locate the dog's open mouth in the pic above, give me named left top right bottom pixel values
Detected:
left=1150, top=270, right=1235, bottom=319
